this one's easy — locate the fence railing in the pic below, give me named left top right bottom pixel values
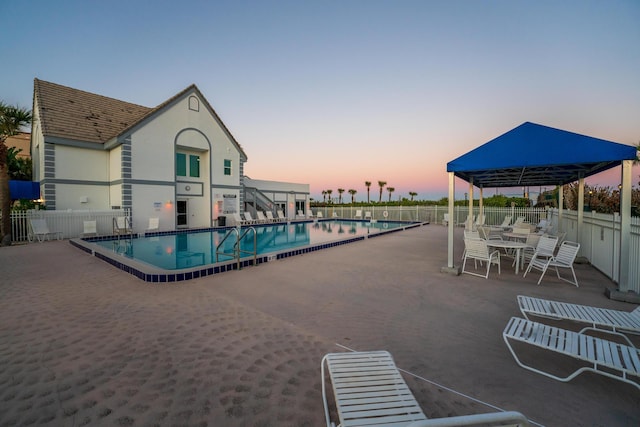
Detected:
left=10, top=209, right=128, bottom=242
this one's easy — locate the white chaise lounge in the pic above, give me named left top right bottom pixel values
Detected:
left=503, top=317, right=640, bottom=391
left=322, top=350, right=530, bottom=427
left=517, top=295, right=640, bottom=347
left=29, top=219, right=63, bottom=242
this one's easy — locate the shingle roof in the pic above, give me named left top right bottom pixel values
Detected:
left=34, top=79, right=152, bottom=144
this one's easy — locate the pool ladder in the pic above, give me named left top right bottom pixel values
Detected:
left=215, top=226, right=257, bottom=270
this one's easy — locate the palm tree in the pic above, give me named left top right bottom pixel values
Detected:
left=0, top=101, right=32, bottom=246
left=337, top=188, right=345, bottom=204
left=409, top=191, right=417, bottom=201
left=326, top=189, right=333, bottom=203
left=387, top=187, right=395, bottom=202
left=377, top=181, right=387, bottom=203
left=322, top=190, right=327, bottom=203
left=365, top=181, right=371, bottom=203
left=348, top=189, right=357, bottom=203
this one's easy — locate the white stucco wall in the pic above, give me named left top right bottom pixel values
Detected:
left=131, top=184, right=175, bottom=232
left=56, top=145, right=109, bottom=181
left=54, top=184, right=110, bottom=210
left=109, top=145, right=122, bottom=181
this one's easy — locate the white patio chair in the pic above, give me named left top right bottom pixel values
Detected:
left=146, top=217, right=159, bottom=232
left=316, top=211, right=323, bottom=219
left=517, top=295, right=640, bottom=347
left=243, top=211, right=258, bottom=224
left=28, top=219, right=63, bottom=242
left=276, top=210, right=287, bottom=221
left=354, top=209, right=362, bottom=219
left=524, top=240, right=580, bottom=286
left=82, top=220, right=98, bottom=237
left=256, top=211, right=268, bottom=223
left=475, top=213, right=486, bottom=226
left=497, top=215, right=512, bottom=228
left=364, top=211, right=372, bottom=220
left=231, top=212, right=248, bottom=226
left=265, top=211, right=277, bottom=222
left=462, top=238, right=500, bottom=279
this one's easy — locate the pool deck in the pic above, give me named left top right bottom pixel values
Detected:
left=0, top=225, right=638, bottom=426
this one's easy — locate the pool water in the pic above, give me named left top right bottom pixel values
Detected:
left=93, top=220, right=411, bottom=270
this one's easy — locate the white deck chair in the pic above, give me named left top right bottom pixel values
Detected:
left=146, top=217, right=159, bottom=232
left=354, top=209, right=362, bottom=219
left=243, top=211, right=258, bottom=224
left=29, top=219, right=63, bottom=242
left=497, top=215, right=512, bottom=228
left=256, top=211, right=268, bottom=223
left=322, top=351, right=530, bottom=427
left=462, top=238, right=500, bottom=279
left=82, top=220, right=98, bottom=237
left=231, top=212, right=248, bottom=226
left=265, top=211, right=277, bottom=222
left=524, top=240, right=580, bottom=286
left=316, top=211, right=323, bottom=219
left=276, top=210, right=287, bottom=221
left=504, top=317, right=640, bottom=391
left=517, top=295, right=640, bottom=347
left=364, top=211, right=372, bottom=220
left=475, top=213, right=486, bottom=226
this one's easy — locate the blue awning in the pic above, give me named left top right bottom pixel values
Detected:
left=447, top=122, right=637, bottom=187
left=9, top=181, right=40, bottom=200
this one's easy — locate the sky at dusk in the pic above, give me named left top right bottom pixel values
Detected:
left=2, top=0, right=639, bottom=202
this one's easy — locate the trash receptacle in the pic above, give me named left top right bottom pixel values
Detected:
left=217, top=216, right=226, bottom=227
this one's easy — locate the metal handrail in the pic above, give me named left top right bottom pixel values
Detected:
left=215, top=226, right=258, bottom=269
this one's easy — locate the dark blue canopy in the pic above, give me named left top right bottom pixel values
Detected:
left=9, top=181, right=40, bottom=200
left=447, top=122, right=637, bottom=187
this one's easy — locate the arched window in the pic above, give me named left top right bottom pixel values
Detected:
left=188, top=96, right=199, bottom=112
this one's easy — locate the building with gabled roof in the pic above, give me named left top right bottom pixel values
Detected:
left=31, top=79, right=309, bottom=230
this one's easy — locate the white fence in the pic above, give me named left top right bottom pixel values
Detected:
left=10, top=209, right=128, bottom=242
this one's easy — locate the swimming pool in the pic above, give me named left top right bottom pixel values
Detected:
left=72, top=220, right=424, bottom=282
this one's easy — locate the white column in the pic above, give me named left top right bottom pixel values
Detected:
left=577, top=177, right=584, bottom=254
left=557, top=185, right=564, bottom=232
left=467, top=180, right=474, bottom=230
left=619, top=160, right=632, bottom=291
left=448, top=172, right=455, bottom=268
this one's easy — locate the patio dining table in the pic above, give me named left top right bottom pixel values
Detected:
left=486, top=240, right=528, bottom=274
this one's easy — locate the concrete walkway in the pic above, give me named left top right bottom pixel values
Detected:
left=1, top=225, right=637, bottom=426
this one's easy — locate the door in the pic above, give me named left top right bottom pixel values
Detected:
left=177, top=200, right=188, bottom=228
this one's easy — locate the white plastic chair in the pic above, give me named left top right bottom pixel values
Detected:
left=83, top=220, right=98, bottom=237
left=28, top=219, right=63, bottom=242
left=462, top=238, right=501, bottom=279
left=524, top=240, right=580, bottom=286
left=354, top=210, right=362, bottom=219
left=146, top=217, right=159, bottom=232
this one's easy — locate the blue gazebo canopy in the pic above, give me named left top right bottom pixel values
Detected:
left=447, top=122, right=637, bottom=188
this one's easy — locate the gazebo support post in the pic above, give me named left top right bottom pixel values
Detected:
left=442, top=172, right=460, bottom=275
left=618, top=160, right=632, bottom=292
left=467, top=179, right=474, bottom=230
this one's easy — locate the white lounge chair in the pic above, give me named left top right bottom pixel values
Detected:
left=462, top=238, right=500, bottom=279
left=497, top=215, right=513, bottom=229
left=146, top=217, right=159, bottom=232
left=276, top=210, right=287, bottom=221
left=82, top=220, right=98, bottom=237
left=524, top=240, right=580, bottom=286
left=517, top=295, right=640, bottom=347
left=503, top=317, right=640, bottom=391
left=322, top=351, right=530, bottom=427
left=316, top=211, right=323, bottom=219
left=231, top=212, right=248, bottom=226
left=243, top=211, right=258, bottom=224
left=475, top=213, right=486, bottom=226
left=354, top=209, right=362, bottom=219
left=265, top=211, right=277, bottom=223
left=256, top=211, right=268, bottom=223
left=28, top=219, right=62, bottom=242
left=364, top=211, right=372, bottom=220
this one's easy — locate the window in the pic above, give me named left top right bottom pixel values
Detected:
left=176, top=152, right=200, bottom=177
left=189, top=155, right=200, bottom=177
left=176, top=153, right=186, bottom=176
left=224, top=159, right=232, bottom=176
